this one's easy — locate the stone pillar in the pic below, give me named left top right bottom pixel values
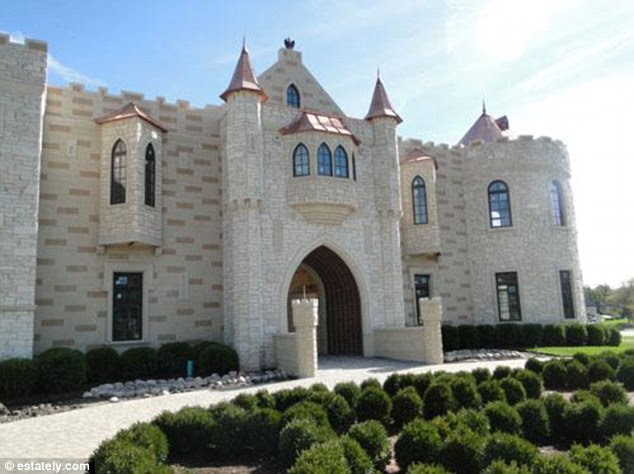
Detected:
left=291, top=298, right=319, bottom=378
left=419, top=297, right=444, bottom=364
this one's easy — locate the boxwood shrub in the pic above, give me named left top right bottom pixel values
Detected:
left=516, top=399, right=550, bottom=445
left=408, top=463, right=450, bottom=474
left=394, top=418, right=443, bottom=471
left=569, top=444, right=621, bottom=474
left=563, top=401, right=603, bottom=445
left=355, top=386, right=391, bottom=424
left=599, top=404, right=634, bottom=440
left=483, top=401, right=522, bottom=435
left=609, top=434, right=634, bottom=473
left=477, top=380, right=507, bottom=404
left=499, top=378, right=526, bottom=406
left=608, top=328, right=622, bottom=346
left=524, top=357, right=544, bottom=375
left=156, top=342, right=192, bottom=379
left=522, top=324, right=544, bottom=347
left=589, top=380, right=627, bottom=407
left=441, top=325, right=459, bottom=352
left=279, top=401, right=330, bottom=430
left=36, top=347, right=86, bottom=394
left=347, top=420, right=391, bottom=469
left=423, top=382, right=456, bottom=419
left=339, top=436, right=374, bottom=474
left=616, top=358, right=634, bottom=390
left=323, top=393, right=355, bottom=434
left=440, top=426, right=486, bottom=474
left=287, top=439, right=348, bottom=474
left=565, top=360, right=589, bottom=390
left=392, top=386, right=423, bottom=429
left=458, top=325, right=479, bottom=349
left=513, top=370, right=542, bottom=399
left=450, top=377, right=481, bottom=410
left=565, top=324, right=588, bottom=346
left=278, top=417, right=333, bottom=468
left=85, top=347, right=121, bottom=384
left=482, top=432, right=539, bottom=468
left=120, top=347, right=157, bottom=381
left=275, top=387, right=310, bottom=412
left=479, top=325, right=497, bottom=349
left=243, top=408, right=281, bottom=456
left=542, top=324, right=566, bottom=346
left=333, top=382, right=361, bottom=409
left=542, top=360, right=568, bottom=390
left=587, top=359, right=616, bottom=383
left=152, top=406, right=215, bottom=457
left=587, top=325, right=606, bottom=346
left=198, top=342, right=238, bottom=376
left=493, top=366, right=512, bottom=380
left=496, top=324, right=521, bottom=349
left=0, top=358, right=36, bottom=400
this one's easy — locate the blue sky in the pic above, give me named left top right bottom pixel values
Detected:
left=2, top=0, right=634, bottom=287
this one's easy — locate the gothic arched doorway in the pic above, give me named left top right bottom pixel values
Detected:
left=287, top=246, right=363, bottom=355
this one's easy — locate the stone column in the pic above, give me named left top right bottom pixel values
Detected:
left=291, top=298, right=319, bottom=378
left=419, top=297, right=444, bottom=364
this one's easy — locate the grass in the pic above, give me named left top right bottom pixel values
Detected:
left=529, top=336, right=634, bottom=357
left=597, top=318, right=629, bottom=330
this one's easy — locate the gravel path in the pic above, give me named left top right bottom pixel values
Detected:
left=0, top=356, right=529, bottom=462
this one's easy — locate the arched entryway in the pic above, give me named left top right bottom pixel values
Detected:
left=287, top=246, right=363, bottom=355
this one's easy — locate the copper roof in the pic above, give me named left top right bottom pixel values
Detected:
left=280, top=111, right=361, bottom=145
left=220, top=41, right=267, bottom=102
left=365, top=76, right=402, bottom=123
left=95, top=102, right=167, bottom=132
left=458, top=110, right=504, bottom=146
left=401, top=148, right=438, bottom=169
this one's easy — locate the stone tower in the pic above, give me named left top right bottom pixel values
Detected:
left=0, top=34, right=47, bottom=358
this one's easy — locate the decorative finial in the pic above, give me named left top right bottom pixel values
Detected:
left=242, top=36, right=247, bottom=52
left=482, top=99, right=486, bottom=115
left=377, top=66, right=381, bottom=80
left=284, top=37, right=295, bottom=50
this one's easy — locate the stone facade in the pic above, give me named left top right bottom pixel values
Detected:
left=0, top=36, right=586, bottom=369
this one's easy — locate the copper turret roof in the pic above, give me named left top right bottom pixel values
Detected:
left=220, top=40, right=267, bottom=102
left=458, top=103, right=511, bottom=145
left=365, top=73, right=402, bottom=123
left=95, top=102, right=167, bottom=132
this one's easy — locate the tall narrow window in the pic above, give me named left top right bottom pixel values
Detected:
left=293, top=143, right=309, bottom=176
left=352, top=153, right=357, bottom=181
left=110, top=139, right=127, bottom=204
left=560, top=270, right=575, bottom=319
left=488, top=180, right=512, bottom=227
left=496, top=272, right=521, bottom=321
left=112, top=272, right=143, bottom=341
left=145, top=144, right=155, bottom=207
left=414, top=274, right=431, bottom=324
left=318, top=143, right=332, bottom=176
left=412, top=176, right=428, bottom=224
left=287, top=84, right=300, bottom=108
left=334, top=146, right=348, bottom=178
left=550, top=180, right=565, bottom=226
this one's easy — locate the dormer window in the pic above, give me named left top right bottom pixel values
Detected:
left=110, top=139, right=127, bottom=205
left=317, top=144, right=332, bottom=176
left=145, top=144, right=156, bottom=207
left=287, top=84, right=300, bottom=108
left=334, top=146, right=349, bottom=178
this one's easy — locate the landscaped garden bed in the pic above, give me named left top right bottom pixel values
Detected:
left=91, top=349, right=634, bottom=473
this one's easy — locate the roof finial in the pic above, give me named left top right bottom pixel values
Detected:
left=377, top=66, right=381, bottom=80
left=482, top=99, right=487, bottom=115
left=242, top=36, right=247, bottom=52
left=284, top=37, right=295, bottom=49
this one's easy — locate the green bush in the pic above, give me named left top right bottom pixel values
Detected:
left=445, top=408, right=490, bottom=437
left=450, top=377, right=481, bottom=409
left=442, top=325, right=459, bottom=352
left=190, top=341, right=213, bottom=371
left=355, top=386, right=392, bottom=424
left=120, top=347, right=157, bottom=381
left=566, top=324, right=588, bottom=346
left=198, top=342, right=239, bottom=376
left=111, top=422, right=168, bottom=463
left=569, top=444, right=621, bottom=474
left=36, top=347, right=87, bottom=394
left=587, top=359, right=616, bottom=384
left=543, top=393, right=568, bottom=444
left=481, top=460, right=531, bottom=474
left=513, top=370, right=542, bottom=399
left=590, top=380, right=628, bottom=407
left=458, top=324, right=479, bottom=349
left=232, top=393, right=258, bottom=411
left=472, top=368, right=492, bottom=385
left=499, top=378, right=526, bottom=406
left=608, top=328, right=622, bottom=347
left=479, top=325, right=498, bottom=349
left=384, top=373, right=403, bottom=396
left=617, top=358, right=634, bottom=390
left=360, top=377, right=381, bottom=390
left=423, top=382, right=456, bottom=419
left=278, top=417, right=333, bottom=468
left=347, top=420, right=391, bottom=469
left=85, top=347, right=121, bottom=384
left=524, top=357, right=544, bottom=374
left=516, top=399, right=550, bottom=445
left=255, top=389, right=275, bottom=409
left=478, top=380, right=507, bottom=404
left=523, top=324, right=544, bottom=347
left=280, top=401, right=330, bottom=429
left=339, top=436, right=374, bottom=474
left=572, top=352, right=590, bottom=366
left=482, top=432, right=538, bottom=467
left=570, top=390, right=601, bottom=405
left=413, top=372, right=434, bottom=399
left=566, top=360, right=589, bottom=390
left=243, top=408, right=281, bottom=456
left=563, top=401, right=603, bottom=445
left=153, top=407, right=215, bottom=457
left=483, top=402, right=522, bottom=435
left=287, top=439, right=348, bottom=474
left=587, top=325, right=606, bottom=346
left=274, top=387, right=310, bottom=411
left=493, top=366, right=513, bottom=380
left=609, top=434, right=634, bottom=473
left=324, top=394, right=355, bottom=434
left=334, top=382, right=361, bottom=408
left=91, top=438, right=169, bottom=474
left=0, top=358, right=36, bottom=400
left=496, top=324, right=521, bottom=348
left=531, top=454, right=588, bottom=474
left=394, top=419, right=442, bottom=471
left=599, top=404, right=634, bottom=440
left=392, top=386, right=423, bottom=429
left=408, top=463, right=450, bottom=474
left=542, top=360, right=567, bottom=390
left=599, top=351, right=621, bottom=370
left=543, top=324, right=566, bottom=346
left=440, top=427, right=486, bottom=474
left=156, top=342, right=192, bottom=379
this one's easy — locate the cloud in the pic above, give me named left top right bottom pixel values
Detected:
left=47, top=55, right=107, bottom=88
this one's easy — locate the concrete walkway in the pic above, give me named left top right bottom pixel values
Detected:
left=0, top=357, right=529, bottom=461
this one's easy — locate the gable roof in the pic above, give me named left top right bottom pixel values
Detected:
left=220, top=42, right=267, bottom=102
left=95, top=102, right=167, bottom=132
left=365, top=76, right=402, bottom=123
left=279, top=111, right=361, bottom=145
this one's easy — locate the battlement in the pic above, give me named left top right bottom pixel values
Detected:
left=0, top=33, right=47, bottom=53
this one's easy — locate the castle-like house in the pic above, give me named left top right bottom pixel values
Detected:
left=0, top=35, right=585, bottom=370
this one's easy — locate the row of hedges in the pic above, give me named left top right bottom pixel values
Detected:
left=0, top=341, right=239, bottom=402
left=442, top=322, right=621, bottom=351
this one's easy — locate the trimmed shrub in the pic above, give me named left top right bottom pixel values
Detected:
left=499, top=378, right=526, bottom=406
left=566, top=324, right=588, bottom=346
left=532, top=454, right=588, bottom=474
left=458, top=324, right=479, bottom=349
left=608, top=328, right=622, bottom=346
left=565, top=360, right=589, bottom=390
left=478, top=380, right=507, bottom=404
left=516, top=399, right=550, bottom=445
left=275, top=387, right=310, bottom=411
left=153, top=407, right=215, bottom=457
left=423, top=382, right=456, bottom=419
left=209, top=403, right=248, bottom=460
left=156, top=342, right=192, bottom=378
left=232, top=393, right=259, bottom=411
left=599, top=351, right=621, bottom=370
left=384, top=373, right=403, bottom=396
left=408, top=463, right=451, bottom=474
left=587, top=359, right=616, bottom=383
left=599, top=404, right=634, bottom=440
left=360, top=378, right=382, bottom=390
left=472, top=367, right=492, bottom=385
left=190, top=341, right=213, bottom=368
left=496, top=324, right=521, bottom=349
left=278, top=417, right=333, bottom=468
left=255, top=389, right=275, bottom=409
left=483, top=402, right=522, bottom=435
left=334, top=382, right=361, bottom=409
left=446, top=408, right=490, bottom=437
left=587, top=325, right=606, bottom=346
left=243, top=408, right=281, bottom=456
left=413, top=372, right=434, bottom=399
left=569, top=444, right=621, bottom=474
left=542, top=360, right=567, bottom=390
left=394, top=418, right=443, bottom=471
left=440, top=427, right=486, bottom=474
left=590, top=380, right=628, bottom=407
left=524, top=357, right=544, bottom=374
left=544, top=393, right=568, bottom=444
left=120, top=347, right=157, bottom=381
left=198, top=342, right=238, bottom=376
left=348, top=420, right=391, bottom=469
left=85, top=347, right=121, bottom=384
left=617, top=358, right=634, bottom=390
left=609, top=434, right=634, bottom=473
left=479, top=325, right=498, bottom=349
left=287, top=439, right=348, bottom=474
left=543, top=324, right=566, bottom=346
left=482, top=432, right=539, bottom=467
left=339, top=436, right=374, bottom=474
left=523, top=324, right=544, bottom=347
left=442, top=325, right=459, bottom=352
left=481, top=460, right=531, bottom=474
left=113, top=422, right=168, bottom=463
left=36, top=347, right=87, bottom=394
left=563, top=401, right=603, bottom=445
left=451, top=377, right=481, bottom=409
left=570, top=390, right=601, bottom=405
left=0, top=358, right=36, bottom=400
left=355, top=386, right=392, bottom=424
left=572, top=352, right=590, bottom=366
left=513, top=370, right=542, bottom=399
left=280, top=401, right=330, bottom=429
left=91, top=438, right=168, bottom=474
left=493, top=366, right=513, bottom=380
left=324, top=394, right=355, bottom=434
left=392, top=386, right=423, bottom=429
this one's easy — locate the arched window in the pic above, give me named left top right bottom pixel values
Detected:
left=287, top=84, right=300, bottom=108
left=292, top=144, right=309, bottom=177
left=488, top=180, right=512, bottom=227
left=412, top=176, right=428, bottom=224
left=334, top=146, right=348, bottom=178
left=144, top=144, right=156, bottom=207
left=317, top=143, right=332, bottom=176
left=550, top=180, right=565, bottom=226
left=110, top=139, right=127, bottom=205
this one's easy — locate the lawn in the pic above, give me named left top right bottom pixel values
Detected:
left=529, top=335, right=634, bottom=356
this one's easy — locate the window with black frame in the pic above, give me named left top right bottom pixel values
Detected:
left=560, top=270, right=575, bottom=319
left=550, top=180, right=566, bottom=226
left=110, top=139, right=127, bottom=205
left=488, top=180, right=512, bottom=227
left=112, top=272, right=143, bottom=341
left=287, top=84, right=300, bottom=108
left=292, top=143, right=309, bottom=177
left=145, top=144, right=155, bottom=207
left=412, top=176, right=428, bottom=224
left=496, top=272, right=521, bottom=321
left=317, top=143, right=332, bottom=176
left=414, top=274, right=431, bottom=323
left=334, top=146, right=348, bottom=178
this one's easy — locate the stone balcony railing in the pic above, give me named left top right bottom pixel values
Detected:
left=286, top=175, right=358, bottom=225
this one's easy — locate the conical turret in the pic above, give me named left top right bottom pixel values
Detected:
left=365, top=71, right=401, bottom=123
left=220, top=40, right=267, bottom=102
